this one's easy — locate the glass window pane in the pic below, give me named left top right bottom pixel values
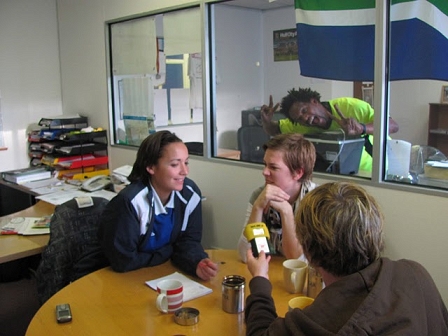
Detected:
left=209, top=0, right=374, bottom=178
left=385, top=1, right=448, bottom=191
left=108, top=7, right=204, bottom=151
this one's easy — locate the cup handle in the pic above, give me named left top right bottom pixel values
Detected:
left=291, top=272, right=298, bottom=293
left=156, top=294, right=168, bottom=313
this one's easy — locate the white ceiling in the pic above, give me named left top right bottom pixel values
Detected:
left=219, top=0, right=294, bottom=11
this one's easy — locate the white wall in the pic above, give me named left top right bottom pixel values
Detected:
left=214, top=5, right=264, bottom=150
left=390, top=80, right=444, bottom=145
left=0, top=0, right=62, bottom=172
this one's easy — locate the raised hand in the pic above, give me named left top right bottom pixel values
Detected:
left=260, top=95, right=280, bottom=124
left=328, top=104, right=365, bottom=136
left=246, top=250, right=271, bottom=279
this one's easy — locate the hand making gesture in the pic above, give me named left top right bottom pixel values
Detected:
left=328, top=104, right=366, bottom=136
left=260, top=95, right=280, bottom=125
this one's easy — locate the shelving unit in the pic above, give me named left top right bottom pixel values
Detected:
left=28, top=116, right=109, bottom=179
left=428, top=103, right=448, bottom=156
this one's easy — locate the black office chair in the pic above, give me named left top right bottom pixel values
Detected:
left=237, top=126, right=270, bottom=163
left=35, top=196, right=110, bottom=305
left=185, top=142, right=203, bottom=156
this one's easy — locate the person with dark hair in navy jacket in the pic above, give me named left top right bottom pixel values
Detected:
left=98, top=131, right=218, bottom=280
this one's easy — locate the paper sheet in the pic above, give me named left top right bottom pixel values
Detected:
left=1, top=217, right=51, bottom=235
left=36, top=189, right=117, bottom=205
left=145, top=271, right=212, bottom=302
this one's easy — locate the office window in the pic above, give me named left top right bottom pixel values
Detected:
left=384, top=1, right=448, bottom=191
left=207, top=1, right=448, bottom=192
left=208, top=1, right=372, bottom=177
left=107, top=6, right=203, bottom=148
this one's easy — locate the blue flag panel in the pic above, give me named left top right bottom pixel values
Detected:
left=295, top=1, right=448, bottom=81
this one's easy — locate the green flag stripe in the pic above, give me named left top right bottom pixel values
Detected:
left=296, top=0, right=448, bottom=17
left=294, top=0, right=374, bottom=11
left=296, top=1, right=447, bottom=39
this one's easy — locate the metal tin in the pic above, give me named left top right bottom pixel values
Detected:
left=222, top=275, right=245, bottom=313
left=306, top=266, right=323, bottom=298
left=173, top=307, right=199, bottom=326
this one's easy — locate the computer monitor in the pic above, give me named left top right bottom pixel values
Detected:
left=304, top=131, right=365, bottom=175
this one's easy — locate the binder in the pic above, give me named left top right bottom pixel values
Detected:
left=1, top=166, right=53, bottom=184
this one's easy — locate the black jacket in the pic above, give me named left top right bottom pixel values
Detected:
left=98, top=178, right=208, bottom=275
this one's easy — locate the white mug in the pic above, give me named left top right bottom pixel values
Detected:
left=283, top=259, right=308, bottom=294
left=156, top=279, right=183, bottom=313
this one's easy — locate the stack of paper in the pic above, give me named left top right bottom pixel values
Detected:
left=1, top=166, right=53, bottom=184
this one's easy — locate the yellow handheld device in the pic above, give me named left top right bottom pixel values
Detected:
left=244, top=222, right=271, bottom=257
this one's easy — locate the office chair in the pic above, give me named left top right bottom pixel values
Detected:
left=185, top=142, right=203, bottom=155
left=35, top=196, right=109, bottom=305
left=237, top=126, right=270, bottom=163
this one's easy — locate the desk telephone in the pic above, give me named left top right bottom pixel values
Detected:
left=81, top=175, right=111, bottom=192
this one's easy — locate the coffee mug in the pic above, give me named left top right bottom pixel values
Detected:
left=288, top=296, right=314, bottom=311
left=156, top=279, right=183, bottom=313
left=283, top=259, right=308, bottom=294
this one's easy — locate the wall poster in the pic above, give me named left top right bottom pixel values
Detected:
left=273, top=28, right=298, bottom=62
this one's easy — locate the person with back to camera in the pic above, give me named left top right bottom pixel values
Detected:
left=260, top=87, right=399, bottom=172
left=98, top=130, right=218, bottom=280
left=244, top=181, right=448, bottom=335
left=237, top=133, right=317, bottom=262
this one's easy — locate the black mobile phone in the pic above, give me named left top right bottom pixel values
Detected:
left=56, top=303, right=72, bottom=323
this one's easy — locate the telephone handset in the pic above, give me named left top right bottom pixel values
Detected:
left=81, top=175, right=111, bottom=192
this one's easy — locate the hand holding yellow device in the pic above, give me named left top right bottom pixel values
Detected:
left=244, top=222, right=272, bottom=257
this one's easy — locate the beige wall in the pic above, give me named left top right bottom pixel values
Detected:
left=54, top=0, right=448, bottom=305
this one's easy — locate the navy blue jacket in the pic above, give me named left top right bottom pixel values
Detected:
left=98, top=178, right=208, bottom=275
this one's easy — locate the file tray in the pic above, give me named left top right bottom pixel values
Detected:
left=55, top=143, right=107, bottom=155
left=40, top=141, right=65, bottom=154
left=39, top=129, right=75, bottom=140
left=59, top=130, right=107, bottom=142
left=38, top=116, right=88, bottom=129
left=41, top=154, right=96, bottom=166
left=56, top=155, right=108, bottom=169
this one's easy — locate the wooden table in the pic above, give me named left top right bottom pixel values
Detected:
left=26, top=250, right=297, bottom=335
left=0, top=201, right=54, bottom=264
